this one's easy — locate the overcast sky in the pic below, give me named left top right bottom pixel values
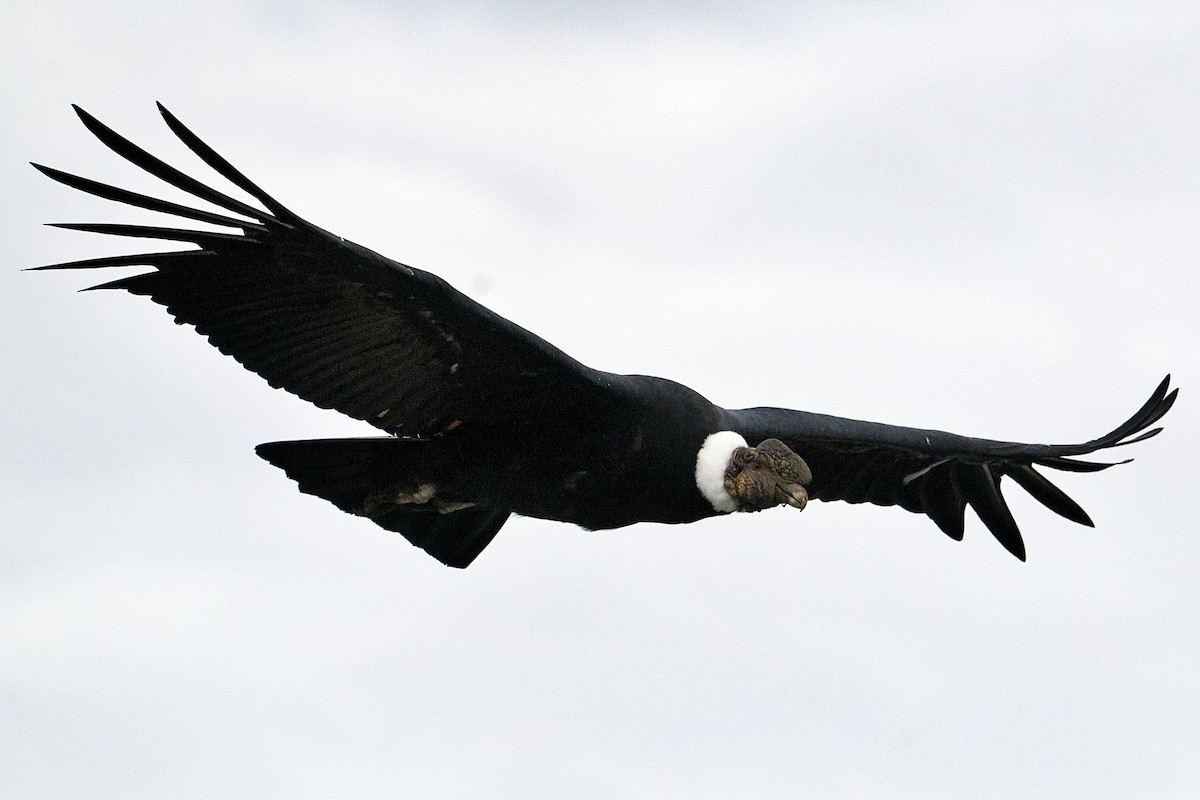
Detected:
left=2, top=2, right=1197, bottom=798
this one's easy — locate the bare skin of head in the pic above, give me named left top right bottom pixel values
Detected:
left=724, top=438, right=812, bottom=512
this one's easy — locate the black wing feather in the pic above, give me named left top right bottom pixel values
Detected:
left=918, top=470, right=966, bottom=540
left=155, top=101, right=298, bottom=220
left=1005, top=465, right=1093, bottom=527
left=47, top=222, right=250, bottom=247
left=70, top=104, right=273, bottom=223
left=956, top=464, right=1025, bottom=560
left=30, top=162, right=266, bottom=231
left=728, top=377, right=1176, bottom=558
left=34, top=104, right=610, bottom=436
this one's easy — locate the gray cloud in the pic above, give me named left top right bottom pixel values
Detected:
left=2, top=1, right=1197, bottom=798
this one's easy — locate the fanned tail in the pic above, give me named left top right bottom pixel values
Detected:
left=255, top=438, right=509, bottom=569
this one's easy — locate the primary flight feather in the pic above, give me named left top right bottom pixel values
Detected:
left=34, top=104, right=1177, bottom=567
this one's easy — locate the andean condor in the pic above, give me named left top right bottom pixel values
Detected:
left=33, top=104, right=1177, bottom=568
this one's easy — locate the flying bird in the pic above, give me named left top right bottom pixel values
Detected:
left=34, top=104, right=1177, bottom=568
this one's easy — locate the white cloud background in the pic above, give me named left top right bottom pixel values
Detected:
left=2, top=1, right=1197, bottom=797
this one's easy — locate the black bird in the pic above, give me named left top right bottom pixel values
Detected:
left=34, top=105, right=1177, bottom=568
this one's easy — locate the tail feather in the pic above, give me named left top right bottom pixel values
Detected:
left=255, top=437, right=509, bottom=568
left=371, top=506, right=510, bottom=569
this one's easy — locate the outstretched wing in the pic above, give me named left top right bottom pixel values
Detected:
left=726, top=377, right=1177, bottom=559
left=33, top=104, right=607, bottom=436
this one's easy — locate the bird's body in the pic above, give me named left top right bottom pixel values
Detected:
left=35, top=105, right=1176, bottom=567
left=279, top=373, right=726, bottom=526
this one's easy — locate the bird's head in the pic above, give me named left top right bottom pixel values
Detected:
left=724, top=438, right=812, bottom=512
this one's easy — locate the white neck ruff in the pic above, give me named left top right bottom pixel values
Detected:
left=695, top=431, right=748, bottom=513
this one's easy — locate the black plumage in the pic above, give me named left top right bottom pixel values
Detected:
left=34, top=105, right=1177, bottom=567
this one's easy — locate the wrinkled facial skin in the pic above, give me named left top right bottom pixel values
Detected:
left=724, top=438, right=812, bottom=513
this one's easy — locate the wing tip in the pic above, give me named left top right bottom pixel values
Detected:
left=994, top=526, right=1027, bottom=561
left=30, top=161, right=57, bottom=178
left=71, top=103, right=98, bottom=128
left=1035, top=375, right=1177, bottom=472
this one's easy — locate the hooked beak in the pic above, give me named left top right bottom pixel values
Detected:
left=778, top=482, right=808, bottom=510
